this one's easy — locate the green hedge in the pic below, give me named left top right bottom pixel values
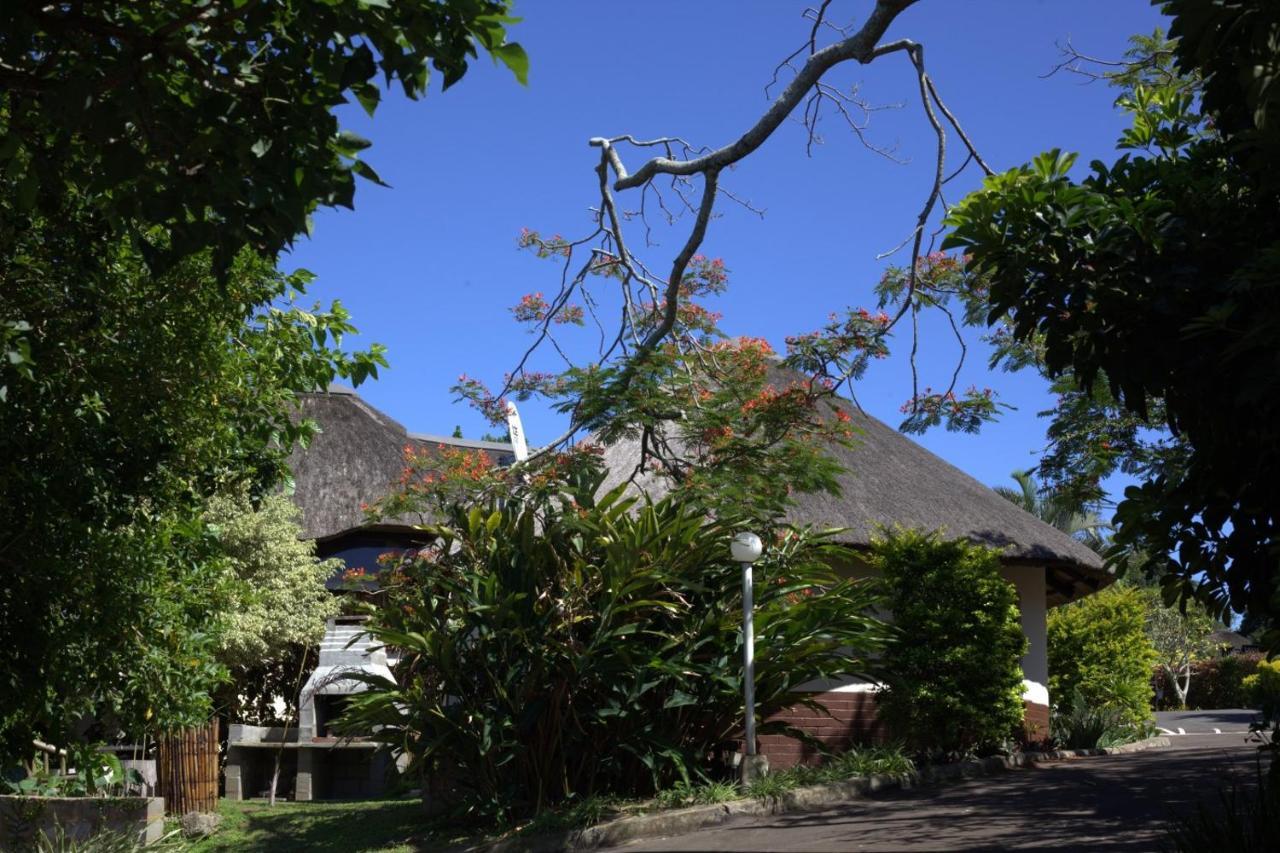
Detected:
left=1048, top=585, right=1156, bottom=728
left=871, top=529, right=1027, bottom=759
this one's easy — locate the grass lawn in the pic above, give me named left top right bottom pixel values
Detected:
left=185, top=798, right=445, bottom=853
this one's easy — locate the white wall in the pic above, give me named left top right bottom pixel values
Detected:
left=1000, top=564, right=1048, bottom=706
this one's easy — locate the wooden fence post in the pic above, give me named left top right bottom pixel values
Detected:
left=156, top=719, right=219, bottom=815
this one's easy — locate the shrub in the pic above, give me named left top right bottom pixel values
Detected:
left=871, top=529, right=1027, bottom=759
left=1048, top=585, right=1156, bottom=729
left=1165, top=766, right=1280, bottom=853
left=336, top=468, right=888, bottom=824
left=1244, top=660, right=1280, bottom=722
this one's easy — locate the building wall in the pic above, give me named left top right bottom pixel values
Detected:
left=763, top=556, right=1053, bottom=766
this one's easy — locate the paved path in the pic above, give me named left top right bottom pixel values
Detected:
left=1154, top=708, right=1259, bottom=735
left=611, top=736, right=1269, bottom=852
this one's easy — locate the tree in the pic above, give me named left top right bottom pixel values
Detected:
left=1141, top=587, right=1216, bottom=709
left=944, top=0, right=1280, bottom=649
left=0, top=1, right=525, bottom=273
left=451, top=1, right=1007, bottom=488
left=206, top=488, right=341, bottom=673
left=0, top=237, right=380, bottom=760
left=992, top=470, right=1108, bottom=551
left=1, top=0, right=526, bottom=765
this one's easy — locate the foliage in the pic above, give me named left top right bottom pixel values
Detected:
left=0, top=233, right=382, bottom=760
left=943, top=3, right=1280, bottom=648
left=1159, top=653, right=1264, bottom=711
left=1164, top=765, right=1280, bottom=853
left=455, top=242, right=1004, bottom=524
left=870, top=529, right=1027, bottom=759
left=1243, top=661, right=1280, bottom=724
left=337, top=465, right=887, bottom=824
left=0, top=0, right=524, bottom=276
left=992, top=470, right=1108, bottom=551
left=1047, top=586, right=1157, bottom=729
left=1140, top=586, right=1217, bottom=709
left=651, top=780, right=741, bottom=810
left=3, top=745, right=142, bottom=798
left=1050, top=689, right=1138, bottom=751
left=206, top=488, right=341, bottom=671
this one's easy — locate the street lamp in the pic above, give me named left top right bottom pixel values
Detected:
left=731, top=531, right=768, bottom=783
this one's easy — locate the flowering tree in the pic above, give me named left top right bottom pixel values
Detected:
left=445, top=1, right=1006, bottom=503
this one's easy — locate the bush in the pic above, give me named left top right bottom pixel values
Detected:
left=871, top=529, right=1027, bottom=759
left=336, top=468, right=888, bottom=824
left=1165, top=766, right=1280, bottom=853
left=1244, top=660, right=1280, bottom=722
left=1048, top=585, right=1156, bottom=729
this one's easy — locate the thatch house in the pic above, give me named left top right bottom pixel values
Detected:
left=289, top=384, right=516, bottom=583
left=290, top=384, right=1109, bottom=767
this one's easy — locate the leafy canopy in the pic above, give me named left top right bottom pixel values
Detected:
left=0, top=0, right=526, bottom=271
left=943, top=1, right=1280, bottom=648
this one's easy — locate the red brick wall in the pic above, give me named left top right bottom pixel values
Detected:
left=752, top=693, right=1052, bottom=768
left=756, top=690, right=885, bottom=769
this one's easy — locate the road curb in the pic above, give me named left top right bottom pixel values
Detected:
left=451, top=736, right=1171, bottom=853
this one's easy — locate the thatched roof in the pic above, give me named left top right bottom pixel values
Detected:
left=288, top=385, right=515, bottom=541
left=597, top=389, right=1109, bottom=607
left=291, top=384, right=1108, bottom=605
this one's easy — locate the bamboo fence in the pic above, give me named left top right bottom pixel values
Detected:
left=156, top=718, right=219, bottom=815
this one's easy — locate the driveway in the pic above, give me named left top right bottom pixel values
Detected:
left=610, top=736, right=1270, bottom=852
left=1155, top=708, right=1260, bottom=735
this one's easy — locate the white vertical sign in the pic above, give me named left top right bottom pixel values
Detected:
left=505, top=400, right=529, bottom=462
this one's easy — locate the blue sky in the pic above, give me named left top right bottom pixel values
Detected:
left=287, top=1, right=1170, bottom=498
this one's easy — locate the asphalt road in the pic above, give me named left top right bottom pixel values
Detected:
left=610, top=736, right=1269, bottom=852
left=1154, top=708, right=1260, bottom=734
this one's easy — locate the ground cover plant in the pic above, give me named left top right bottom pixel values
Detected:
left=337, top=461, right=888, bottom=825
left=871, top=529, right=1027, bottom=759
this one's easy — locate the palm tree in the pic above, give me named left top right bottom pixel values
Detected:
left=993, top=470, right=1110, bottom=553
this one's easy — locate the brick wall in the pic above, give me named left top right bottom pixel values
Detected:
left=753, top=692, right=1053, bottom=768
left=756, top=690, right=885, bottom=769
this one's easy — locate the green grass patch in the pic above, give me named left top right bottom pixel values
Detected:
left=184, top=798, right=441, bottom=853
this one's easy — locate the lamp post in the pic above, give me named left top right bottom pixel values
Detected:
left=731, top=531, right=767, bottom=783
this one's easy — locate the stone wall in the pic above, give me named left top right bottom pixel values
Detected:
left=0, top=795, right=164, bottom=847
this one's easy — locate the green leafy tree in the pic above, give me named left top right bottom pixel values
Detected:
left=339, top=464, right=887, bottom=822
left=1047, top=585, right=1157, bottom=729
left=944, top=1, right=1280, bottom=648
left=0, top=236, right=381, bottom=760
left=0, top=0, right=525, bottom=273
left=1141, top=587, right=1216, bottom=709
left=871, top=529, right=1027, bottom=759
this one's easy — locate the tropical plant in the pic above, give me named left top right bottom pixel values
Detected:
left=1051, top=689, right=1137, bottom=751
left=992, top=470, right=1108, bottom=551
left=870, top=529, right=1028, bottom=760
left=1047, top=585, right=1157, bottom=730
left=336, top=463, right=887, bottom=824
